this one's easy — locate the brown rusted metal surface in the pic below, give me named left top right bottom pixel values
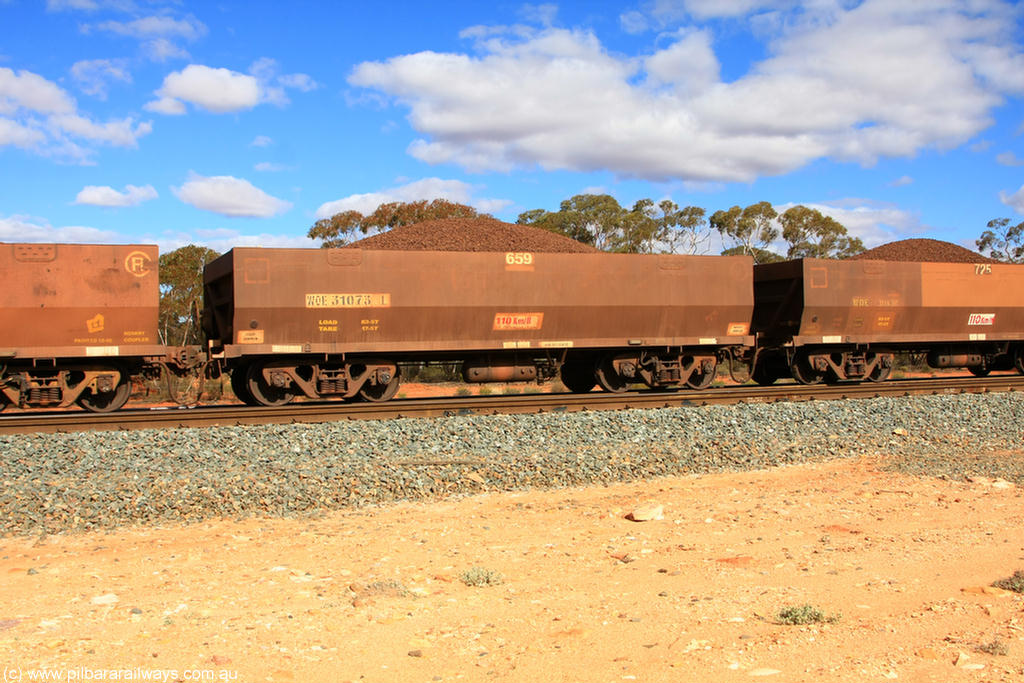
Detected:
left=0, top=243, right=162, bottom=359
left=205, top=249, right=755, bottom=357
left=753, top=258, right=1024, bottom=345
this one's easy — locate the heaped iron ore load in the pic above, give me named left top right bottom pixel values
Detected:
left=0, top=243, right=189, bottom=412
left=203, top=248, right=755, bottom=405
left=849, top=238, right=996, bottom=263
left=752, top=258, right=1024, bottom=383
left=347, top=217, right=599, bottom=253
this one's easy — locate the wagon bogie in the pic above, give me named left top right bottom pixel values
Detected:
left=0, top=363, right=133, bottom=411
left=229, top=356, right=401, bottom=406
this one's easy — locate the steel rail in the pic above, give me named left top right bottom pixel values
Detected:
left=1, top=375, right=1021, bottom=435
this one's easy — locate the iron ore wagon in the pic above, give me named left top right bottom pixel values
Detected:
left=202, top=248, right=756, bottom=405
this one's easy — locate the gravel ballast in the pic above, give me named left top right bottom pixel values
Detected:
left=1, top=392, right=1022, bottom=536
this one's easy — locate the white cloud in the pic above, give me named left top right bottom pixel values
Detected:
left=143, top=96, right=186, bottom=115
left=349, top=2, right=1024, bottom=183
left=277, top=73, right=318, bottom=92
left=0, top=67, right=75, bottom=114
left=1000, top=184, right=1024, bottom=215
left=0, top=66, right=151, bottom=161
left=147, top=64, right=261, bottom=114
left=173, top=172, right=292, bottom=218
left=0, top=214, right=118, bottom=243
left=996, top=151, right=1024, bottom=166
left=619, top=11, right=649, bottom=34
left=90, top=15, right=207, bottom=41
left=83, top=14, right=206, bottom=63
left=674, top=0, right=784, bottom=20
left=144, top=37, right=190, bottom=63
left=185, top=228, right=316, bottom=252
left=147, top=61, right=318, bottom=114
left=782, top=199, right=928, bottom=248
left=887, top=175, right=914, bottom=187
left=315, top=177, right=512, bottom=219
left=74, top=183, right=158, bottom=207
left=0, top=117, right=46, bottom=147
left=250, top=135, right=273, bottom=147
left=46, top=0, right=100, bottom=10
left=70, top=58, right=131, bottom=99
left=49, top=113, right=152, bottom=146
left=254, top=161, right=288, bottom=172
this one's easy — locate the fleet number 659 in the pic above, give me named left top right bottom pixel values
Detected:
left=505, top=252, right=534, bottom=266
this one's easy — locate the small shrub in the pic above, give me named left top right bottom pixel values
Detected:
left=477, top=385, right=493, bottom=396
left=361, top=579, right=410, bottom=598
left=775, top=604, right=840, bottom=625
left=992, top=570, right=1024, bottom=593
left=502, top=386, right=521, bottom=395
left=455, top=387, right=472, bottom=397
left=978, top=639, right=1009, bottom=656
left=460, top=567, right=504, bottom=587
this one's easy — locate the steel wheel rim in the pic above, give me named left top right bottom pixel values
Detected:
left=358, top=367, right=401, bottom=402
left=77, top=380, right=131, bottom=413
left=246, top=364, right=295, bottom=406
left=560, top=362, right=596, bottom=393
left=595, top=356, right=629, bottom=393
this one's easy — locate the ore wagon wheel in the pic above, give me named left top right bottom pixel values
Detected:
left=789, top=352, right=825, bottom=385
left=560, top=361, right=596, bottom=393
left=685, top=365, right=716, bottom=390
left=77, top=378, right=131, bottom=413
left=595, top=355, right=629, bottom=393
left=968, top=365, right=991, bottom=377
left=245, top=363, right=295, bottom=407
left=1015, top=347, right=1024, bottom=375
left=357, top=366, right=402, bottom=402
left=751, top=364, right=776, bottom=386
left=866, top=354, right=893, bottom=383
left=230, top=363, right=257, bottom=405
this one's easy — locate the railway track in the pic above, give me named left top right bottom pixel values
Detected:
left=1, top=374, right=1021, bottom=435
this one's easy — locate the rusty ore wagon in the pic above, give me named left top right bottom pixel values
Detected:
left=0, top=243, right=185, bottom=411
left=752, top=258, right=1024, bottom=384
left=203, top=248, right=756, bottom=405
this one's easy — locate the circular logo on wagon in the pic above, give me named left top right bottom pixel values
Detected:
left=124, top=250, right=152, bottom=277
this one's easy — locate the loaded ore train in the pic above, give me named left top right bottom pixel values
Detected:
left=1, top=240, right=1022, bottom=412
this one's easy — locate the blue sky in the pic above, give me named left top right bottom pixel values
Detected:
left=1, top=0, right=1023, bottom=255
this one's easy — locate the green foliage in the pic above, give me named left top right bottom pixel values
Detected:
left=992, top=569, right=1024, bottom=593
left=775, top=604, right=840, bottom=625
left=460, top=567, right=504, bottom=587
left=710, top=202, right=781, bottom=262
left=308, top=199, right=486, bottom=248
left=406, top=363, right=461, bottom=383
left=976, top=218, right=1024, bottom=263
left=159, top=245, right=220, bottom=346
left=516, top=193, right=709, bottom=254
left=720, top=245, right=785, bottom=264
left=780, top=205, right=864, bottom=259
